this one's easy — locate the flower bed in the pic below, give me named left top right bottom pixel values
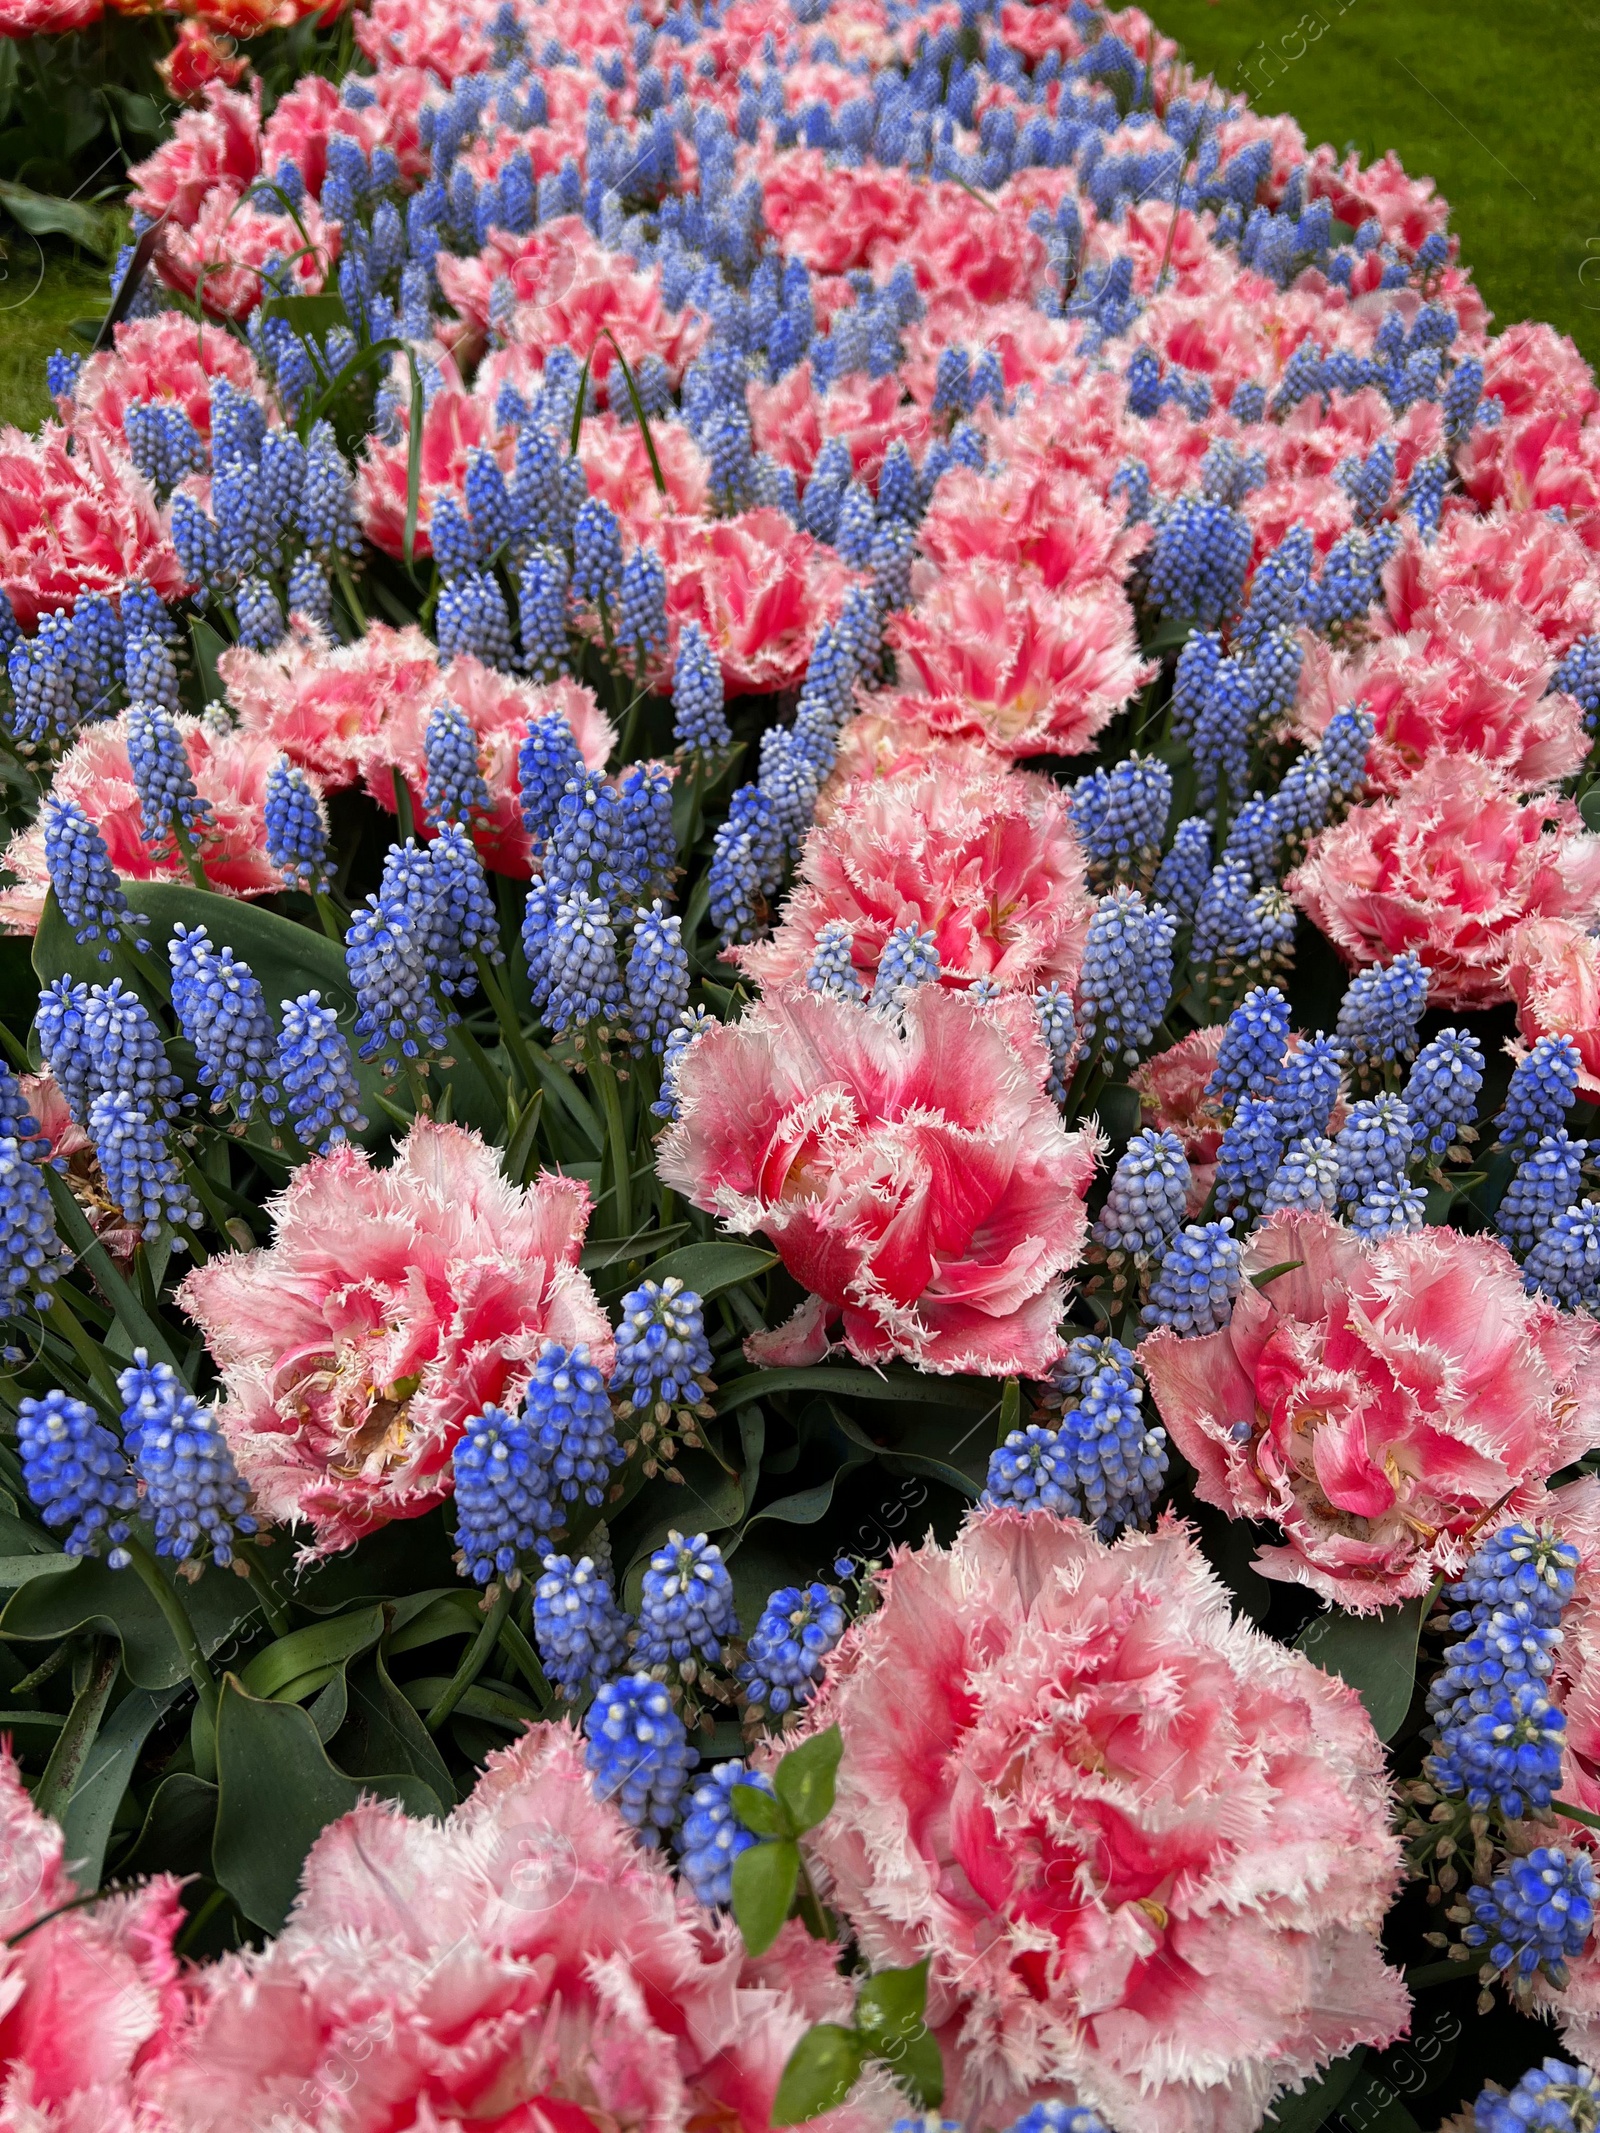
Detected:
left=0, top=0, right=1597, bottom=2127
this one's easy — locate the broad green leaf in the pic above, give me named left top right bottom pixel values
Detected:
left=1095, top=1081, right=1142, bottom=1147
left=260, top=292, right=349, bottom=332
left=336, top=1649, right=455, bottom=1811
left=998, top=1377, right=1021, bottom=1439
left=715, top=1367, right=993, bottom=1415
left=772, top=2025, right=868, bottom=2125
left=645, top=1240, right=778, bottom=1299
left=212, top=1677, right=440, bottom=1932
left=0, top=1553, right=72, bottom=1587
left=240, top=1606, right=386, bottom=1701
left=115, top=1772, right=218, bottom=1882
left=34, top=1638, right=117, bottom=1826
left=61, top=1685, right=184, bottom=1894
left=729, top=1781, right=789, bottom=1838
left=772, top=1724, right=842, bottom=1834
left=0, top=177, right=115, bottom=252
left=742, top=1457, right=874, bottom=1535
left=1294, top=1593, right=1428, bottom=1741
left=730, top=1834, right=799, bottom=1956
left=854, top=1960, right=942, bottom=2106
left=2, top=1552, right=264, bottom=1691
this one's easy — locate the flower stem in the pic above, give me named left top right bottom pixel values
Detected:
left=47, top=1292, right=121, bottom=1404
left=425, top=1581, right=514, bottom=1733
left=123, top=1532, right=220, bottom=1722
left=313, top=892, right=348, bottom=945
left=171, top=820, right=213, bottom=895
left=591, top=1050, right=633, bottom=1240
left=33, top=1636, right=119, bottom=1827
left=234, top=1540, right=291, bottom=1638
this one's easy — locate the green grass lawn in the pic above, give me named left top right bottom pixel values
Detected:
left=1152, top=0, right=1600, bottom=366
left=0, top=0, right=1594, bottom=433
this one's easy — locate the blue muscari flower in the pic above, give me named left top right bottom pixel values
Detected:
left=678, top=1760, right=774, bottom=1906
left=1093, top=1127, right=1189, bottom=1257
left=1319, top=701, right=1375, bottom=801
left=286, top=555, right=333, bottom=632
left=706, top=806, right=771, bottom=950
left=1469, top=2059, right=1600, bottom=2133
left=264, top=756, right=332, bottom=893
left=452, top=1401, right=557, bottom=1583
left=634, top=1528, right=738, bottom=1670
left=652, top=1007, right=715, bottom=1123
left=1523, top=1200, right=1600, bottom=1311
left=36, top=977, right=94, bottom=1121
left=1338, top=439, right=1394, bottom=524
left=807, top=920, right=865, bottom=1003
left=6, top=619, right=80, bottom=749
left=1348, top=1179, right=1427, bottom=1236
left=437, top=570, right=514, bottom=668
left=671, top=621, right=729, bottom=752
left=617, top=759, right=676, bottom=904
left=983, top=1423, right=1083, bottom=1516
left=1142, top=1219, right=1241, bottom=1334
left=1428, top=1643, right=1569, bottom=1822
left=1214, top=1095, right=1286, bottom=1221
left=119, top=1350, right=257, bottom=1565
left=1222, top=793, right=1282, bottom=888
left=1302, top=525, right=1399, bottom=631
left=424, top=700, right=491, bottom=831
left=571, top=496, right=624, bottom=609
left=464, top=448, right=514, bottom=557
left=170, top=493, right=224, bottom=599
left=1333, top=1092, right=1414, bottom=1205
left=1551, top=636, right=1600, bottom=732
left=169, top=922, right=280, bottom=1120
left=430, top=495, right=479, bottom=579
left=1069, top=755, right=1172, bottom=877
left=544, top=770, right=626, bottom=900
left=301, top=420, right=361, bottom=556
left=273, top=992, right=365, bottom=1152
left=210, top=377, right=265, bottom=470
left=1262, top=1134, right=1339, bottom=1216
left=236, top=576, right=286, bottom=652
left=1401, top=1027, right=1483, bottom=1162
left=1236, top=526, right=1315, bottom=651
left=626, top=900, right=689, bottom=1054
left=88, top=1090, right=199, bottom=1238
left=42, top=797, right=147, bottom=962
left=517, top=708, right=584, bottom=858
left=1109, top=459, right=1152, bottom=523
left=871, top=923, right=940, bottom=1013
left=1498, top=1130, right=1590, bottom=1255
left=1145, top=495, right=1252, bottom=628
left=1465, top=1847, right=1596, bottom=1981
left=1002, top=2107, right=1113, bottom=2133
left=612, top=1275, right=714, bottom=1418
left=757, top=726, right=822, bottom=865
left=1403, top=453, right=1450, bottom=541
left=834, top=481, right=877, bottom=569
left=1443, top=354, right=1484, bottom=443
left=81, top=977, right=183, bottom=1121
left=584, top=1674, right=696, bottom=1844
left=1077, top=889, right=1175, bottom=1065
left=346, top=839, right=475, bottom=1075
left=124, top=401, right=205, bottom=493
left=526, top=1338, right=623, bottom=1517
left=0, top=1126, right=62, bottom=1325
left=877, top=438, right=919, bottom=524
left=518, top=546, right=571, bottom=679
left=1188, top=654, right=1256, bottom=807
left=18, top=1388, right=136, bottom=1563
left=124, top=629, right=179, bottom=712
left=1271, top=747, right=1334, bottom=847
left=125, top=701, right=214, bottom=852
left=1151, top=815, right=1212, bottom=922
left=533, top=1550, right=632, bottom=1698
left=1500, top=1034, right=1582, bottom=1155
left=991, top=1343, right=1166, bottom=1539
left=1335, top=953, right=1428, bottom=1073
left=739, top=1582, right=847, bottom=1714
left=619, top=544, right=669, bottom=667
left=45, top=349, right=82, bottom=402
left=544, top=893, right=623, bottom=1032
left=870, top=517, right=915, bottom=610
left=1034, top=982, right=1076, bottom=1105
left=1206, top=984, right=1289, bottom=1106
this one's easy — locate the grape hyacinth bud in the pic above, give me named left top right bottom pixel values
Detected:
left=1497, top=1131, right=1590, bottom=1256
left=1077, top=890, right=1176, bottom=1066
left=633, top=1527, right=738, bottom=1676
left=1142, top=1220, right=1241, bottom=1335
left=125, top=701, right=213, bottom=852
left=423, top=700, right=491, bottom=830
left=1499, top=1035, right=1581, bottom=1155
left=672, top=620, right=730, bottom=753
left=807, top=920, right=865, bottom=1003
left=1093, top=1128, right=1189, bottom=1257
left=118, top=1350, right=257, bottom=1566
left=1333, top=1093, right=1414, bottom=1206
left=263, top=757, right=332, bottom=893
left=452, top=1403, right=558, bottom=1585
left=1335, top=953, right=1429, bottom=1073
left=273, top=992, right=367, bottom=1152
left=42, top=797, right=147, bottom=961
left=1206, top=985, right=1290, bottom=1107
left=533, top=1551, right=632, bottom=1699
left=1523, top=1201, right=1600, bottom=1311
left=1034, top=983, right=1076, bottom=1104
left=169, top=923, right=281, bottom=1120
left=583, top=1675, right=695, bottom=1844
left=1403, top=1027, right=1484, bottom=1162
left=18, top=1388, right=138, bottom=1564
left=678, top=1761, right=773, bottom=1907
left=1262, top=1134, right=1340, bottom=1216
left=738, top=1582, right=847, bottom=1714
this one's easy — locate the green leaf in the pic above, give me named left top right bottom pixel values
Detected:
left=771, top=2024, right=868, bottom=2125
left=998, top=1377, right=1021, bottom=1440
left=502, top=1089, right=545, bottom=1186
left=856, top=1963, right=943, bottom=2112
left=772, top=1724, right=842, bottom=1834
left=239, top=1607, right=386, bottom=1702
left=34, top=1637, right=118, bottom=1827
left=715, top=1367, right=992, bottom=1416
left=0, top=1553, right=73, bottom=1587
left=336, top=1648, right=455, bottom=1811
left=0, top=177, right=114, bottom=252
left=1263, top=2050, right=1367, bottom=2133
left=1095, top=1080, right=1143, bottom=1147
left=730, top=1834, right=799, bottom=1955
left=729, top=1781, right=790, bottom=1838
left=188, top=616, right=228, bottom=708
left=2, top=1553, right=263, bottom=1691
left=1250, top=1258, right=1305, bottom=1291
left=1295, top=1595, right=1428, bottom=1740
left=212, top=1677, right=440, bottom=1933
left=599, top=329, right=668, bottom=495
left=645, top=1240, right=778, bottom=1300
left=115, top=1772, right=218, bottom=1883
left=60, top=1685, right=184, bottom=1894
left=1583, top=788, right=1600, bottom=836
left=259, top=292, right=349, bottom=332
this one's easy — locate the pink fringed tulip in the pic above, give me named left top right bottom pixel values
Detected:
left=797, top=1508, right=1409, bottom=2133
left=657, top=987, right=1099, bottom=1376
left=1142, top=1210, right=1600, bottom=1610
left=178, top=1120, right=611, bottom=1553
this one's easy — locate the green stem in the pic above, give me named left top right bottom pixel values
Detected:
left=234, top=1541, right=291, bottom=1638
left=333, top=553, right=368, bottom=632
left=175, top=1883, right=231, bottom=1957
left=448, top=1012, right=515, bottom=1134
left=314, top=892, right=348, bottom=945
left=9, top=1642, right=73, bottom=1700
left=46, top=1293, right=120, bottom=1404
left=497, top=1613, right=552, bottom=1706
left=591, top=1052, right=633, bottom=1241
left=124, top=1533, right=219, bottom=1721
left=171, top=820, right=213, bottom=894
left=472, top=953, right=539, bottom=1097
left=34, top=1637, right=119, bottom=1825
left=795, top=1852, right=832, bottom=1941
left=1403, top=1957, right=1483, bottom=1990
left=425, top=1582, right=514, bottom=1733
left=42, top=1168, right=178, bottom=1365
